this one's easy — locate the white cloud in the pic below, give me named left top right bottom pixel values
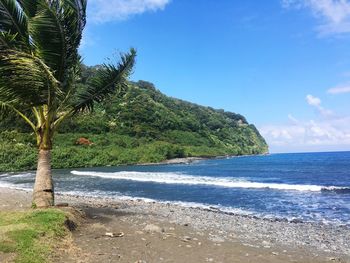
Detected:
left=288, top=114, right=299, bottom=124
left=306, top=94, right=333, bottom=117
left=259, top=94, right=349, bottom=153
left=282, top=0, right=350, bottom=36
left=88, top=0, right=170, bottom=23
left=306, top=94, right=321, bottom=106
left=328, top=84, right=350, bottom=94
left=260, top=115, right=350, bottom=153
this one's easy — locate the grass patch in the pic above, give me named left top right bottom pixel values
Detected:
left=0, top=209, right=68, bottom=263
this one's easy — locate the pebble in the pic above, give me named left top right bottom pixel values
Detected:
left=104, top=232, right=124, bottom=238
left=59, top=194, right=350, bottom=258
left=144, top=224, right=164, bottom=233
left=210, top=236, right=225, bottom=243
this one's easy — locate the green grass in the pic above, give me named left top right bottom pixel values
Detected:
left=0, top=209, right=68, bottom=263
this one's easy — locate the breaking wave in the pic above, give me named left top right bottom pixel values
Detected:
left=70, top=170, right=349, bottom=192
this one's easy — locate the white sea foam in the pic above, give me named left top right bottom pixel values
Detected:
left=10, top=172, right=34, bottom=178
left=70, top=170, right=347, bottom=192
left=0, top=181, right=15, bottom=188
left=0, top=172, right=33, bottom=190
left=0, top=181, right=32, bottom=191
left=0, top=172, right=34, bottom=179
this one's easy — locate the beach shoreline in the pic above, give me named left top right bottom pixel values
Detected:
left=138, top=153, right=270, bottom=166
left=1, top=187, right=349, bottom=262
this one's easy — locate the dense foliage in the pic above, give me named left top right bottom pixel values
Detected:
left=0, top=66, right=268, bottom=172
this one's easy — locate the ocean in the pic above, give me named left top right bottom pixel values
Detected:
left=1, top=151, right=350, bottom=225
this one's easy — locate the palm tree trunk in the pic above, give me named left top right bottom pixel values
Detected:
left=32, top=149, right=54, bottom=208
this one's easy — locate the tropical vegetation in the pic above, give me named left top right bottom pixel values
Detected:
left=0, top=68, right=268, bottom=172
left=0, top=0, right=136, bottom=207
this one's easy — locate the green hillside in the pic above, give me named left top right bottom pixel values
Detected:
left=0, top=66, right=268, bottom=172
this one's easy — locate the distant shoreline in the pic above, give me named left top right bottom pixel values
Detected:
left=139, top=153, right=270, bottom=166
left=0, top=153, right=269, bottom=173
left=138, top=156, right=207, bottom=166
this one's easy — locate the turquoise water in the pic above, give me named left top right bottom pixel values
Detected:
left=1, top=151, right=350, bottom=225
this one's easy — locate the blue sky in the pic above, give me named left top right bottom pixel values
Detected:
left=81, top=0, right=350, bottom=153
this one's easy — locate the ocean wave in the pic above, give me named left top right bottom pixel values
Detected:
left=0, top=172, right=34, bottom=179
left=0, top=173, right=10, bottom=178
left=321, top=187, right=350, bottom=194
left=70, top=170, right=349, bottom=192
left=0, top=181, right=32, bottom=191
left=0, top=181, right=14, bottom=188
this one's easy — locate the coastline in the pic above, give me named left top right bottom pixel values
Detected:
left=0, top=153, right=267, bottom=173
left=139, top=153, right=270, bottom=166
left=138, top=156, right=208, bottom=166
left=1, top=187, right=349, bottom=263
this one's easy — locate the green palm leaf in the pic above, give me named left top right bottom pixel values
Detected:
left=0, top=31, right=16, bottom=48
left=0, top=100, right=35, bottom=130
left=29, top=0, right=67, bottom=83
left=72, top=48, right=137, bottom=113
left=0, top=0, right=29, bottom=46
left=0, top=0, right=137, bottom=207
left=29, top=0, right=86, bottom=86
left=17, top=0, right=38, bottom=18
left=0, top=49, right=60, bottom=107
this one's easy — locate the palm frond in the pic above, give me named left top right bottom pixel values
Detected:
left=62, top=0, right=86, bottom=36
left=61, top=0, right=86, bottom=67
left=72, top=48, right=137, bottom=113
left=58, top=0, right=86, bottom=93
left=17, top=0, right=38, bottom=18
left=0, top=49, right=61, bottom=106
left=0, top=31, right=16, bottom=48
left=29, top=0, right=86, bottom=86
left=0, top=100, right=36, bottom=131
left=29, top=0, right=67, bottom=83
left=0, top=99, right=14, bottom=114
left=0, top=0, right=29, bottom=46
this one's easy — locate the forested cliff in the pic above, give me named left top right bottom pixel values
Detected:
left=0, top=66, right=268, bottom=171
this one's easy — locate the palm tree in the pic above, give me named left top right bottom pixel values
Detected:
left=0, top=0, right=136, bottom=208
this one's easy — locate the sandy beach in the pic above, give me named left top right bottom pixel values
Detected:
left=0, top=187, right=349, bottom=263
